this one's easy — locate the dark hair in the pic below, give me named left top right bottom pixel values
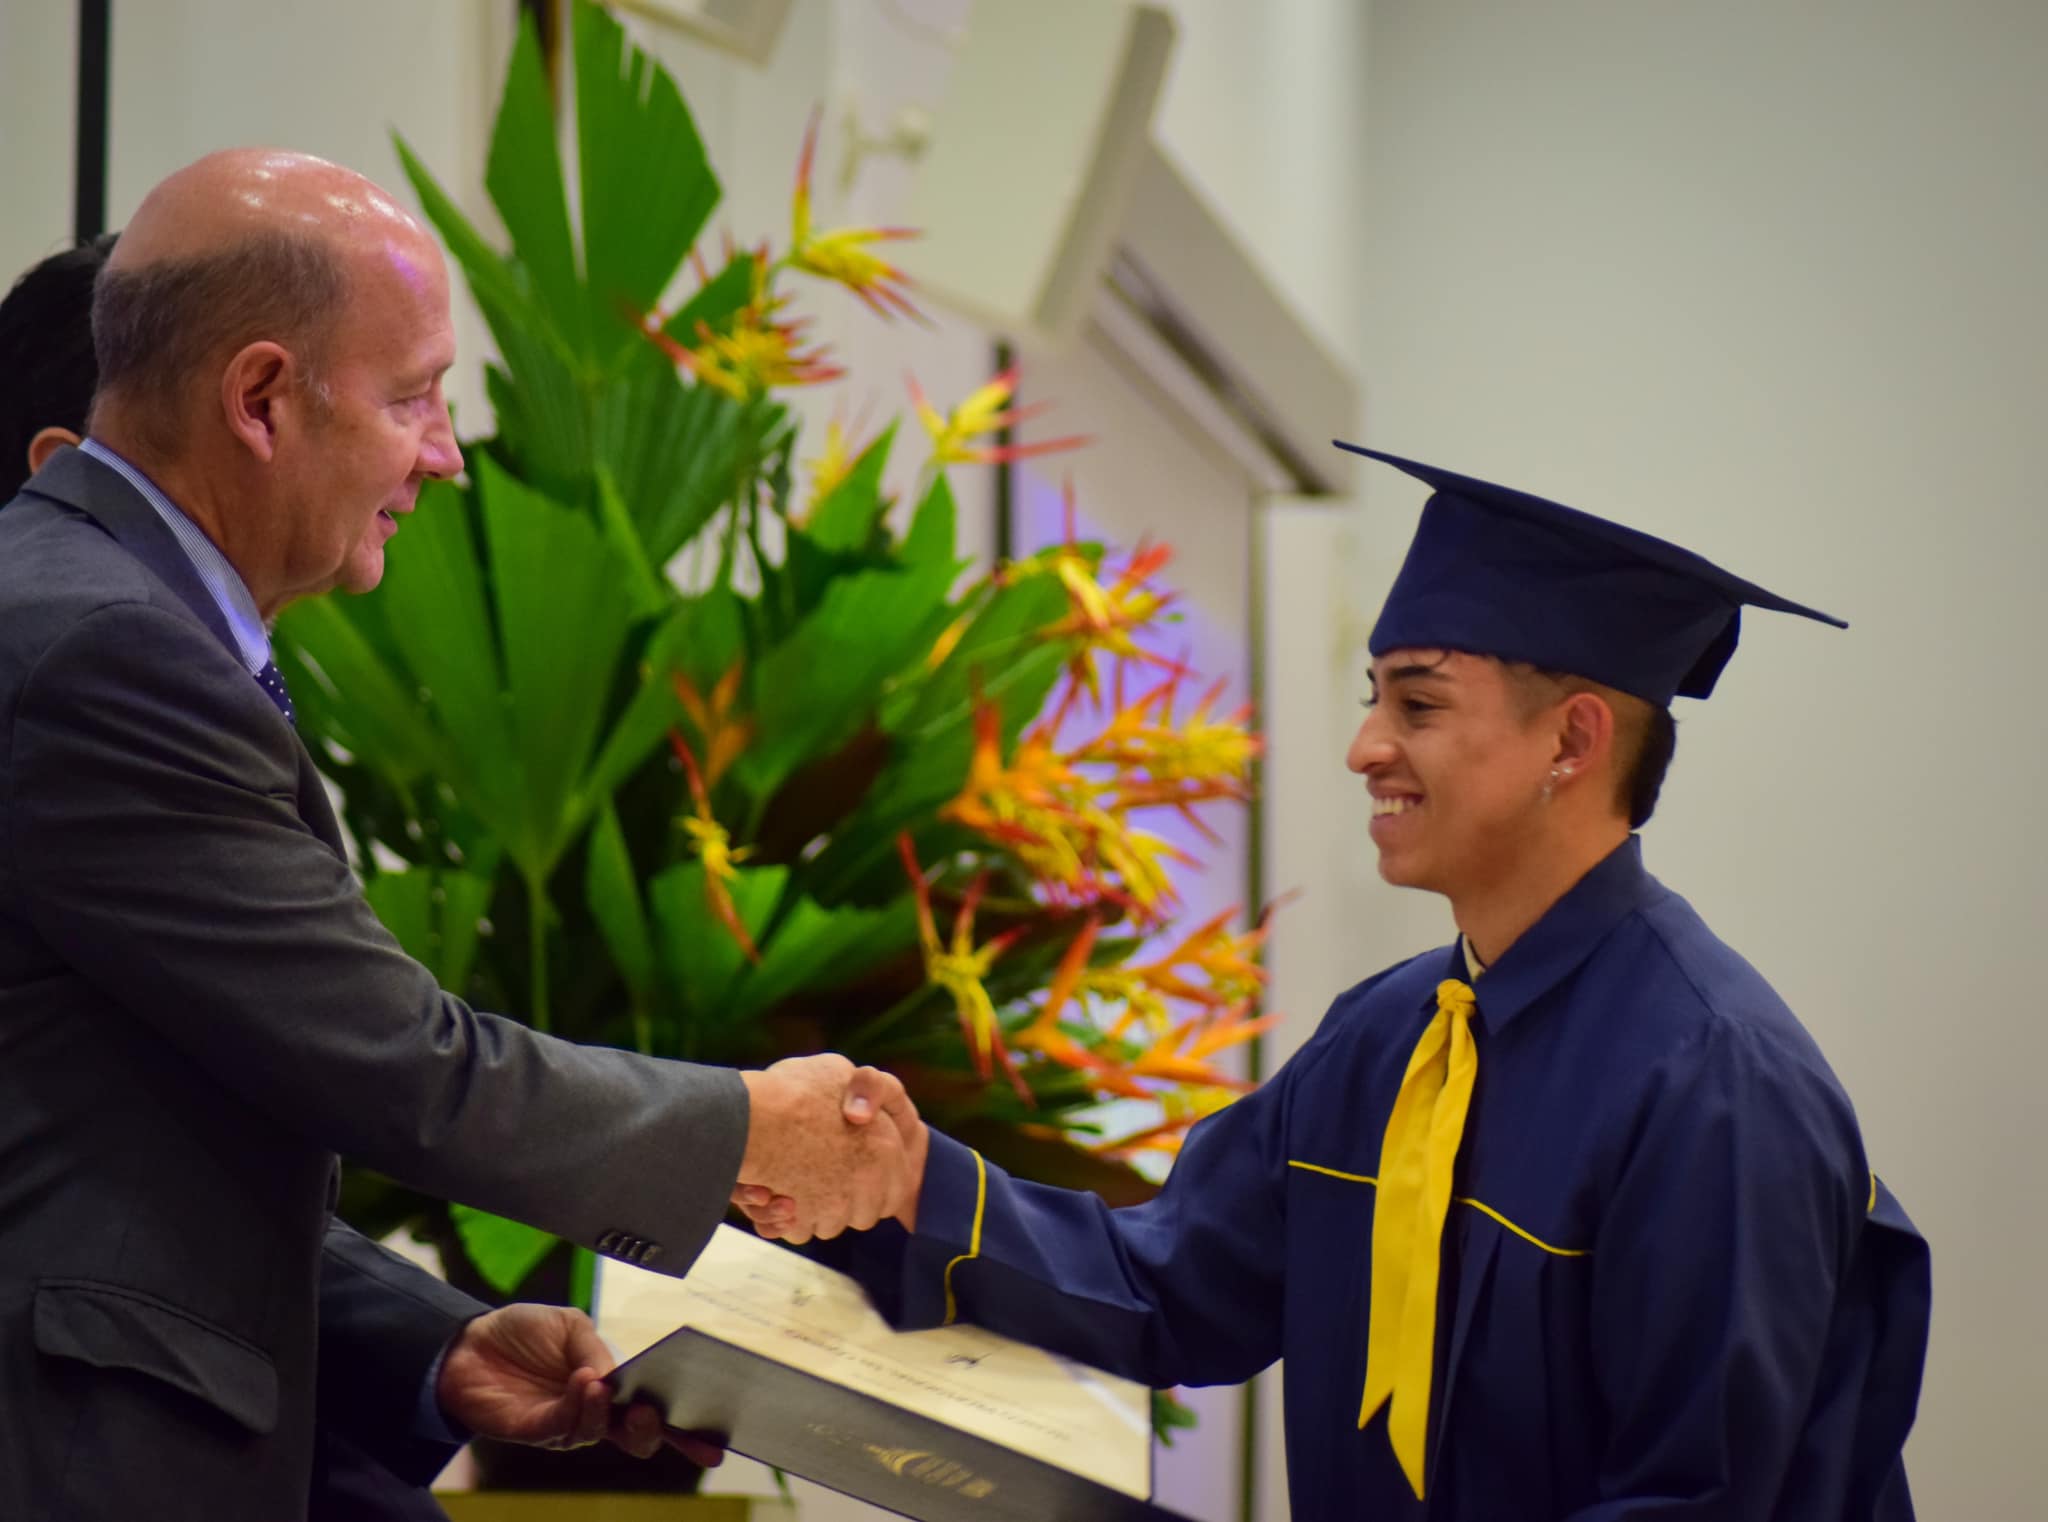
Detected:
left=1624, top=704, right=1678, bottom=829
left=0, top=233, right=117, bottom=499
left=90, top=230, right=346, bottom=458
left=1506, top=660, right=1679, bottom=828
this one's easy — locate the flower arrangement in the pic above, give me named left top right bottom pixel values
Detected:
left=275, top=1, right=1272, bottom=1378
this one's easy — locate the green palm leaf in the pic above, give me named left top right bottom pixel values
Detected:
left=485, top=16, right=587, bottom=357
left=475, top=455, right=637, bottom=876
left=807, top=424, right=898, bottom=553
left=737, top=559, right=959, bottom=802
left=573, top=0, right=719, bottom=365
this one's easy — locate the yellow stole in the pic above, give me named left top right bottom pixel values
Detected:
left=1358, top=975, right=1479, bottom=1499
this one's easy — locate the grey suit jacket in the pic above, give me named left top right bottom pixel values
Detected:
left=0, top=448, right=750, bottom=1520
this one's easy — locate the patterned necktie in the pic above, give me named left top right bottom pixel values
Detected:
left=1359, top=977, right=1480, bottom=1499
left=254, top=660, right=296, bottom=726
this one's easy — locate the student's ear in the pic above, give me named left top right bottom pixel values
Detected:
left=1553, top=691, right=1615, bottom=787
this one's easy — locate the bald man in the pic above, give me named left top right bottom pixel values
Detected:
left=0, top=151, right=921, bottom=1521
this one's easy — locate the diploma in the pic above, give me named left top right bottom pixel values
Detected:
left=598, top=1225, right=1189, bottom=1521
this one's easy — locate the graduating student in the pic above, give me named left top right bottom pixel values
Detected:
left=762, top=444, right=1933, bottom=1521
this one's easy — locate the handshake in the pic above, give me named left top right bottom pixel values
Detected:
left=416, top=1055, right=921, bottom=1470
left=732, top=1054, right=928, bottom=1243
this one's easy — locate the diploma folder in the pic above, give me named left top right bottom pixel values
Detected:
left=599, top=1225, right=1190, bottom=1522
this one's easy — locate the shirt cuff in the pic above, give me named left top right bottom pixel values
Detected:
left=414, top=1337, right=470, bottom=1446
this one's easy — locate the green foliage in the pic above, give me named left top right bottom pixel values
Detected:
left=295, top=4, right=1263, bottom=1350
left=1152, top=1389, right=1200, bottom=1447
left=451, top=1204, right=560, bottom=1299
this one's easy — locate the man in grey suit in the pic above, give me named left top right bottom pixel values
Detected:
left=0, top=149, right=922, bottom=1521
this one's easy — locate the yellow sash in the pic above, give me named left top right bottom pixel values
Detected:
left=1358, top=978, right=1478, bottom=1498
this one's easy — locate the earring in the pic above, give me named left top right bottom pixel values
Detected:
left=1544, top=765, right=1569, bottom=802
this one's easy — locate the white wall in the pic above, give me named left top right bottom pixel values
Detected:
left=97, top=0, right=508, bottom=424
left=1151, top=0, right=1372, bottom=379
left=0, top=0, right=78, bottom=282
left=1359, top=2, right=2048, bottom=1514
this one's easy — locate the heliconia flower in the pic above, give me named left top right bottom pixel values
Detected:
left=1063, top=1000, right=1272, bottom=1116
left=908, top=368, right=1090, bottom=468
left=1078, top=673, right=1261, bottom=792
left=1089, top=1085, right=1242, bottom=1160
left=1079, top=805, right=1188, bottom=921
left=1126, top=906, right=1273, bottom=1011
left=1038, top=906, right=1276, bottom=1057
left=944, top=700, right=1193, bottom=922
left=802, top=419, right=859, bottom=509
left=1128, top=999, right=1275, bottom=1087
left=1008, top=484, right=1184, bottom=707
left=1046, top=999, right=1274, bottom=1159
left=898, top=835, right=1031, bottom=1100
left=944, top=703, right=1100, bottom=898
left=672, top=661, right=753, bottom=792
left=644, top=255, right=844, bottom=401
left=669, top=729, right=759, bottom=962
left=1045, top=539, right=1181, bottom=706
left=1066, top=962, right=1175, bottom=1044
left=652, top=310, right=843, bottom=401
left=1011, top=917, right=1118, bottom=1077
left=787, top=108, right=922, bottom=322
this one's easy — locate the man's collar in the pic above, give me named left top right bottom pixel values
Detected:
left=17, top=444, right=241, bottom=663
left=1460, top=837, right=1659, bottom=1033
left=76, top=439, right=271, bottom=674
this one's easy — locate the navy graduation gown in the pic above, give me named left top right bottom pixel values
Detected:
left=833, top=839, right=1930, bottom=1520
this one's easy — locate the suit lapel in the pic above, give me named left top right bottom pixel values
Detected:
left=20, top=447, right=349, bottom=859
left=19, top=445, right=242, bottom=663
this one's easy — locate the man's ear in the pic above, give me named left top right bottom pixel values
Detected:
left=1555, top=690, right=1616, bottom=783
left=219, top=341, right=297, bottom=463
left=27, top=426, right=81, bottom=474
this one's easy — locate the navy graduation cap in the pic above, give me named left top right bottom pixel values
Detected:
left=1337, top=442, right=1846, bottom=708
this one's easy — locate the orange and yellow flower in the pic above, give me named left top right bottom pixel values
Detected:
left=1129, top=906, right=1274, bottom=1012
left=1037, top=907, right=1272, bottom=1046
left=1016, top=910, right=1276, bottom=1155
left=787, top=109, right=921, bottom=322
left=898, top=835, right=1030, bottom=1100
left=943, top=698, right=1198, bottom=922
left=1077, top=675, right=1259, bottom=790
left=672, top=661, right=754, bottom=792
left=668, top=728, right=759, bottom=962
left=1005, top=484, right=1184, bottom=708
left=944, top=703, right=1098, bottom=897
left=646, top=254, right=843, bottom=401
left=1124, top=1000, right=1273, bottom=1089
left=909, top=368, right=1089, bottom=468
left=1011, top=917, right=1116, bottom=1077
left=1067, top=672, right=1261, bottom=849
left=1090, top=1084, right=1244, bottom=1161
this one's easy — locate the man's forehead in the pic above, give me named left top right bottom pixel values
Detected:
left=350, top=230, right=449, bottom=306
left=340, top=237, right=454, bottom=361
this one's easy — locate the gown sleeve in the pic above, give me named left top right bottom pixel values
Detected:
left=820, top=1013, right=1352, bottom=1391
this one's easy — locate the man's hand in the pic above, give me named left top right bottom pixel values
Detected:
left=436, top=1303, right=723, bottom=1467
left=734, top=1055, right=927, bottom=1243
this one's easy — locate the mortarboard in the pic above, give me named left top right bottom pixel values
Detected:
left=1337, top=442, right=1846, bottom=707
